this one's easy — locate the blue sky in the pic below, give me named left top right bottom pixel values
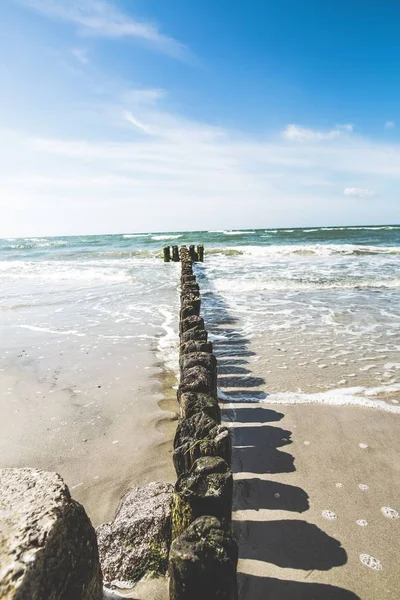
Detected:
left=0, top=0, right=399, bottom=236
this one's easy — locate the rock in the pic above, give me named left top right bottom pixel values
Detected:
left=179, top=392, right=221, bottom=423
left=179, top=365, right=214, bottom=396
left=169, top=516, right=238, bottom=600
left=172, top=457, right=233, bottom=538
left=180, top=341, right=213, bottom=355
left=173, top=413, right=231, bottom=476
left=96, top=482, right=173, bottom=587
left=0, top=467, right=102, bottom=600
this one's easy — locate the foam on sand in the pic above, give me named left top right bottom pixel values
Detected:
left=360, top=554, right=383, bottom=570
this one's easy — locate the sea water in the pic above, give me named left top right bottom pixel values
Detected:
left=0, top=226, right=399, bottom=411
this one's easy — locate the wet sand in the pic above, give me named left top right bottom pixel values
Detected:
left=0, top=329, right=178, bottom=527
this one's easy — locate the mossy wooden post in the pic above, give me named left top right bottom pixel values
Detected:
left=171, top=456, right=233, bottom=539
left=169, top=516, right=238, bottom=600
left=197, top=245, right=204, bottom=262
left=172, top=246, right=180, bottom=262
left=163, top=246, right=171, bottom=262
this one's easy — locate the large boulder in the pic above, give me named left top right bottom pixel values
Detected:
left=96, top=482, right=173, bottom=588
left=0, top=467, right=102, bottom=600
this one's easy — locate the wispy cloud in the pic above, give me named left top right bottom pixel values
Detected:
left=2, top=91, right=399, bottom=236
left=283, top=123, right=353, bottom=142
left=344, top=187, right=377, bottom=198
left=385, top=121, right=395, bottom=129
left=124, top=111, right=153, bottom=135
left=17, top=0, right=187, bottom=59
left=70, top=48, right=89, bottom=64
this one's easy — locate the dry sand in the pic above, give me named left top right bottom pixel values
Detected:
left=225, top=399, right=399, bottom=600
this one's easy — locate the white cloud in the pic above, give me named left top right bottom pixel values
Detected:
left=1, top=92, right=400, bottom=236
left=385, top=121, right=395, bottom=129
left=282, top=123, right=353, bottom=142
left=17, top=0, right=187, bottom=58
left=124, top=111, right=153, bottom=135
left=121, top=88, right=166, bottom=106
left=70, top=48, right=89, bottom=64
left=344, top=187, right=377, bottom=198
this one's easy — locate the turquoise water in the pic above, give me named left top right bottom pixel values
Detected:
left=0, top=226, right=399, bottom=410
left=1, top=225, right=400, bottom=260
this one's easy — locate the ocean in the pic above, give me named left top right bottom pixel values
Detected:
left=1, top=225, right=399, bottom=412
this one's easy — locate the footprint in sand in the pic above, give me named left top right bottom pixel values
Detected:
left=381, top=507, right=399, bottom=520
left=322, top=510, right=337, bottom=520
left=360, top=554, right=383, bottom=570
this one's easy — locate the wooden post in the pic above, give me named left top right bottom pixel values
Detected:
left=172, top=246, right=180, bottom=262
left=189, top=245, right=196, bottom=262
left=197, top=245, right=204, bottom=262
left=163, top=246, right=171, bottom=262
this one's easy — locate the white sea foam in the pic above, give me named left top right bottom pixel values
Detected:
left=209, top=243, right=400, bottom=258
left=381, top=507, right=399, bottom=519
left=222, top=230, right=256, bottom=235
left=357, top=520, right=368, bottom=527
left=17, top=325, right=86, bottom=336
left=151, top=234, right=182, bottom=241
left=259, top=385, right=400, bottom=413
left=122, top=234, right=150, bottom=238
left=156, top=305, right=179, bottom=373
left=322, top=510, right=337, bottom=520
left=360, top=554, right=383, bottom=570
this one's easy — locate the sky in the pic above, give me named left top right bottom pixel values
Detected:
left=0, top=0, right=399, bottom=237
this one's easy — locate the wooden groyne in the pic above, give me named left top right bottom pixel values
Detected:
left=167, top=246, right=238, bottom=600
left=0, top=245, right=237, bottom=600
left=163, top=245, right=204, bottom=262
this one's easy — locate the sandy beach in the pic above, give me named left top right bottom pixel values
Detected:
left=1, top=230, right=399, bottom=599
left=227, top=402, right=399, bottom=599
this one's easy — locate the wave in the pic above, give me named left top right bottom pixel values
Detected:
left=206, top=244, right=400, bottom=257
left=220, top=384, right=400, bottom=413
left=122, top=234, right=150, bottom=239
left=222, top=230, right=256, bottom=235
left=211, top=277, right=400, bottom=292
left=151, top=234, right=182, bottom=241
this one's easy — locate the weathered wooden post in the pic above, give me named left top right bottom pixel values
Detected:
left=197, top=245, right=204, bottom=262
left=169, top=516, right=238, bottom=600
left=163, top=246, right=171, bottom=262
left=189, top=245, right=196, bottom=262
left=171, top=456, right=233, bottom=539
left=172, top=246, right=180, bottom=262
